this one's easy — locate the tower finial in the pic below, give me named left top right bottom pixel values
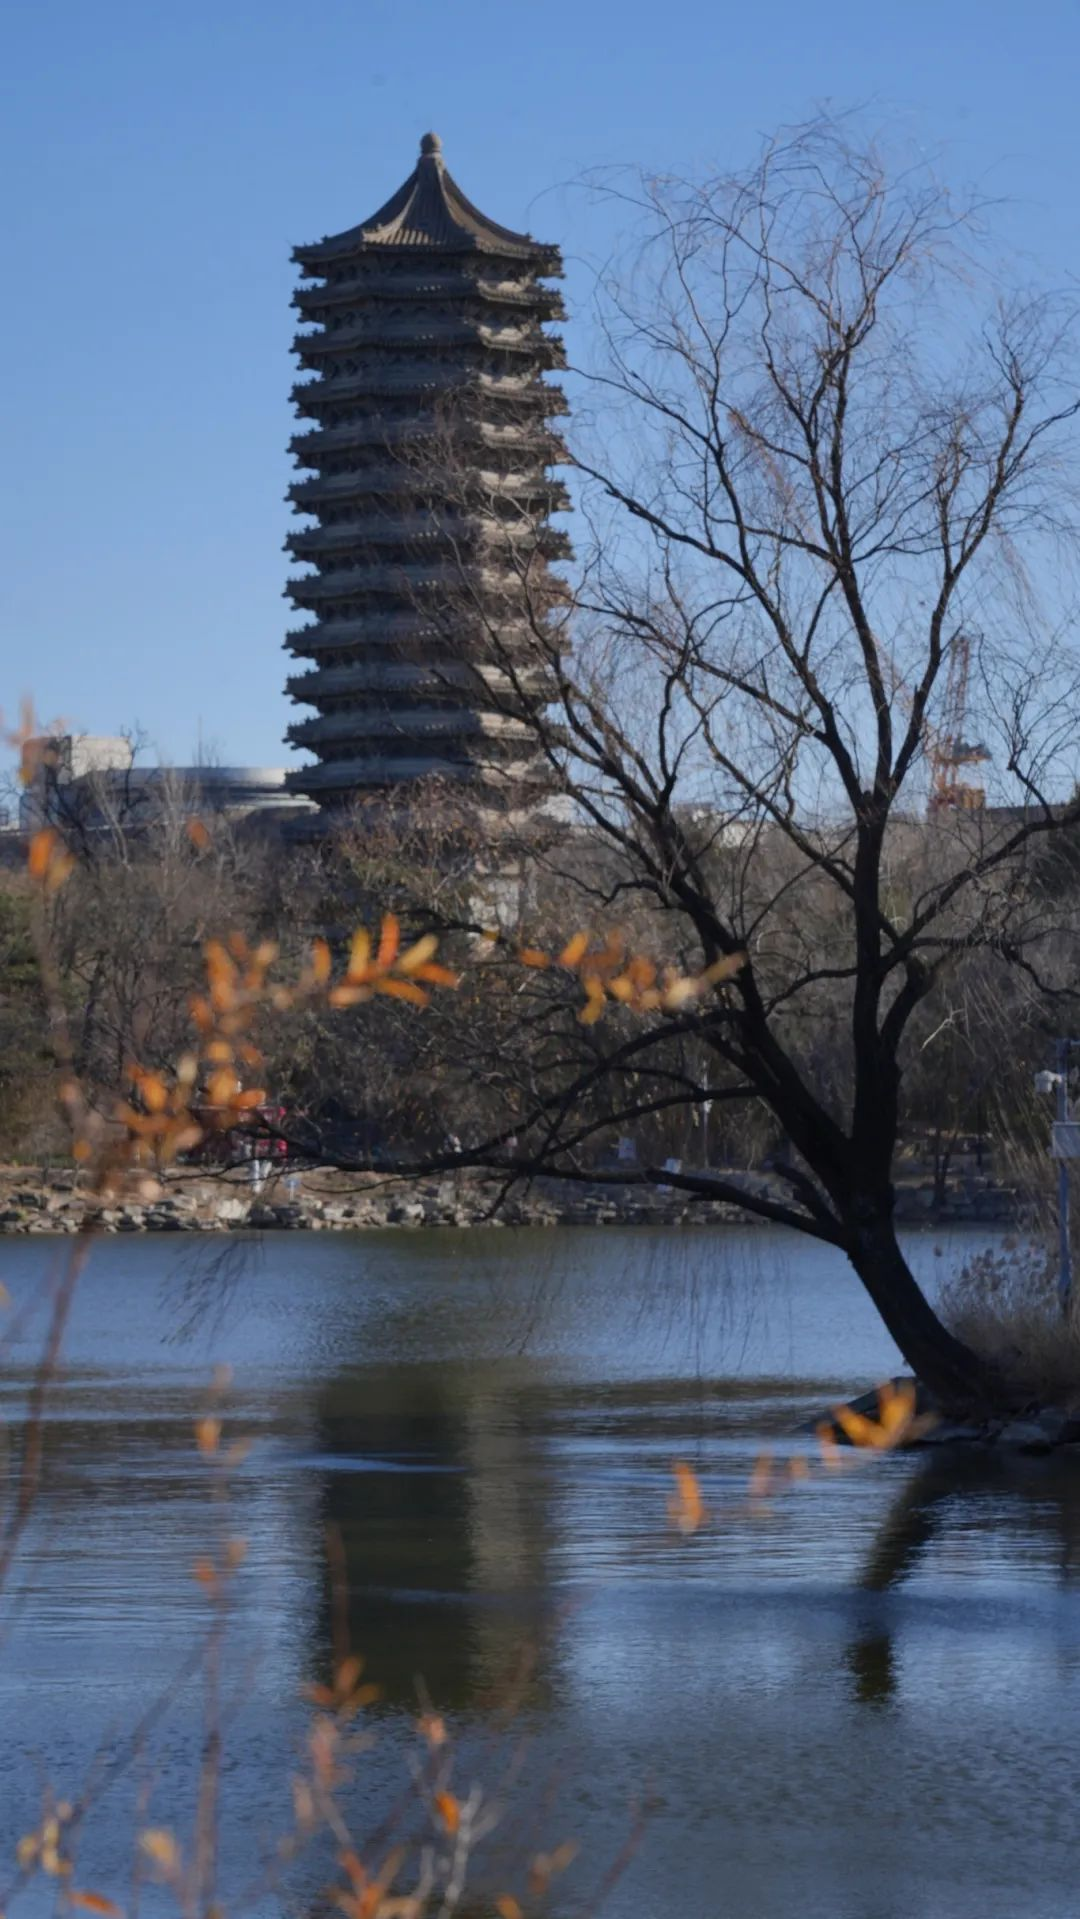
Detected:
left=419, top=131, right=442, bottom=158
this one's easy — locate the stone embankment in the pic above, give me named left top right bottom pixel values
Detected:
left=0, top=1166, right=1022, bottom=1236
left=0, top=1168, right=746, bottom=1235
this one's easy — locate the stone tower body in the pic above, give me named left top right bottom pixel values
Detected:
left=283, top=134, right=569, bottom=814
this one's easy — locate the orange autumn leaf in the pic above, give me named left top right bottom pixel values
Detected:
left=138, top=1073, right=169, bottom=1113
left=46, top=852, right=77, bottom=886
left=668, top=1459, right=706, bottom=1535
left=139, top=1830, right=179, bottom=1874
left=27, top=826, right=75, bottom=891
left=558, top=932, right=590, bottom=968
left=518, top=946, right=551, bottom=969
left=231, top=1087, right=267, bottom=1111
left=206, top=1068, right=240, bottom=1107
left=205, top=938, right=236, bottom=984
left=195, top=1416, right=221, bottom=1456
left=335, top=1654, right=364, bottom=1695
left=627, top=954, right=657, bottom=987
left=310, top=938, right=332, bottom=985
left=434, top=1791, right=460, bottom=1835
left=329, top=983, right=371, bottom=1009
left=28, top=827, right=59, bottom=879
left=832, top=1403, right=888, bottom=1449
left=877, top=1379, right=917, bottom=1437
left=703, top=950, right=747, bottom=986
left=348, top=927, right=372, bottom=978
left=413, top=961, right=460, bottom=988
left=374, top=977, right=429, bottom=1007
left=661, top=976, right=701, bottom=1010
left=397, top=933, right=439, bottom=976
left=529, top=1841, right=579, bottom=1891
left=496, top=1900, right=524, bottom=1919
left=376, top=914, right=400, bottom=968
left=186, top=817, right=211, bottom=852
left=70, top=1893, right=123, bottom=1915
left=161, top=1120, right=203, bottom=1161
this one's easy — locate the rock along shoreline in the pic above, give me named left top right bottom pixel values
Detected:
left=0, top=1164, right=1023, bottom=1236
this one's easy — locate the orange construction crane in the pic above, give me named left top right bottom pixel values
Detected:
left=927, top=631, right=990, bottom=814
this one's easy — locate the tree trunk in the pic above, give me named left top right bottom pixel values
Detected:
left=844, top=1217, right=1003, bottom=1413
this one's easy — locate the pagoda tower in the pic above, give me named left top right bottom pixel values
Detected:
left=283, top=133, right=570, bottom=813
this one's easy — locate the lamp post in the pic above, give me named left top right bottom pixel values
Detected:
left=1036, top=1039, right=1076, bottom=1310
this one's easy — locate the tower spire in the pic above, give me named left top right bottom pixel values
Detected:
left=282, top=137, right=570, bottom=815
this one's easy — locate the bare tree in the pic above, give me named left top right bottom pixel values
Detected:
left=394, top=120, right=1080, bottom=1409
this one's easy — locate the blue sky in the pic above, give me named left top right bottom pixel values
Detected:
left=2, top=0, right=1079, bottom=773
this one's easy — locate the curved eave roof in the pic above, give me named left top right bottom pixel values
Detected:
left=294, top=135, right=559, bottom=268
left=293, top=277, right=565, bottom=316
left=284, top=614, right=547, bottom=651
left=286, top=756, right=543, bottom=791
left=290, top=370, right=565, bottom=413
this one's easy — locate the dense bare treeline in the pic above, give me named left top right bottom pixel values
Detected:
left=3, top=783, right=1078, bottom=1196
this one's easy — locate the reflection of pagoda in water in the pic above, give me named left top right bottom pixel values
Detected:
left=308, top=1358, right=559, bottom=1711
left=284, top=134, right=570, bottom=815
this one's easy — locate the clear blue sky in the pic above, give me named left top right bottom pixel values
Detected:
left=2, top=0, right=1078, bottom=771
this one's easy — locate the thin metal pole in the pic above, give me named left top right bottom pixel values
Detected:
left=1058, top=1036, right=1073, bottom=1311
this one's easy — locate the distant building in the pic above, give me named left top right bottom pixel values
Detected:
left=283, top=132, right=570, bottom=814
left=18, top=735, right=315, bottom=833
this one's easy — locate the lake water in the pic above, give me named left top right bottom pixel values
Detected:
left=1, top=1224, right=1079, bottom=1918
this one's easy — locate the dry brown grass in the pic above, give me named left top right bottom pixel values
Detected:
left=940, top=1238, right=1080, bottom=1411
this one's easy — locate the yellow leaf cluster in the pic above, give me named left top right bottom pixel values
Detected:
left=305, top=1653, right=380, bottom=1719
left=831, top=1379, right=918, bottom=1450
left=328, top=916, right=460, bottom=1010
left=528, top=1841, right=579, bottom=1893
left=17, top=1810, right=74, bottom=1879
left=508, top=930, right=746, bottom=1025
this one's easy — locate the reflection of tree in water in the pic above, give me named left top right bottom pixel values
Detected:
left=308, top=1356, right=559, bottom=1713
left=847, top=1450, right=1080, bottom=1708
